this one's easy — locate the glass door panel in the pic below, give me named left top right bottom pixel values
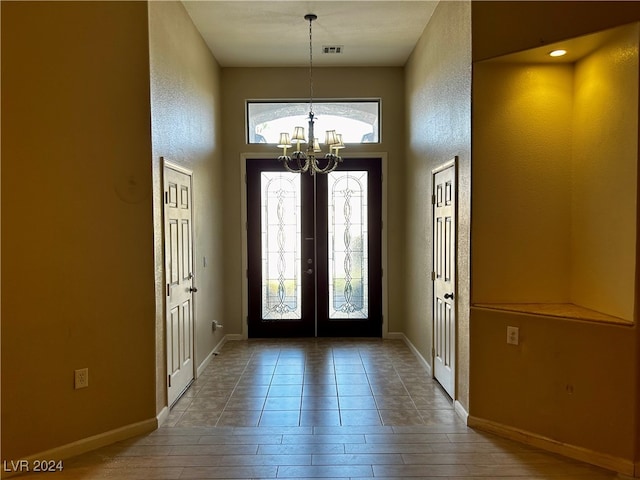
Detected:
left=316, top=158, right=381, bottom=337
left=261, top=172, right=302, bottom=320
left=247, top=161, right=314, bottom=337
left=328, top=171, right=369, bottom=319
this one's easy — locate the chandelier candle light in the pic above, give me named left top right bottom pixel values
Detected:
left=277, top=14, right=345, bottom=175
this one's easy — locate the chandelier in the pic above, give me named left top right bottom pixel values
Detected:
left=277, top=14, right=345, bottom=175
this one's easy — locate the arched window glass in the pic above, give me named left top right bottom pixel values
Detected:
left=247, top=100, right=380, bottom=144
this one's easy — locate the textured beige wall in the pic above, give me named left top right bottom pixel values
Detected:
left=571, top=24, right=638, bottom=321
left=1, top=1, right=156, bottom=459
left=220, top=67, right=406, bottom=336
left=470, top=307, right=636, bottom=460
left=472, top=63, right=574, bottom=303
left=470, top=1, right=640, bottom=467
left=148, top=1, right=225, bottom=413
left=404, top=1, right=472, bottom=409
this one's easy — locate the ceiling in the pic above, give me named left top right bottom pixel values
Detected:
left=181, top=1, right=439, bottom=67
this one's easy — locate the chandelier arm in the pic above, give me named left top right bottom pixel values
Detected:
left=327, top=158, right=342, bottom=173
left=329, top=155, right=343, bottom=173
left=328, top=161, right=338, bottom=173
left=279, top=157, right=303, bottom=173
left=313, top=155, right=340, bottom=174
left=295, top=152, right=310, bottom=173
left=312, top=158, right=327, bottom=174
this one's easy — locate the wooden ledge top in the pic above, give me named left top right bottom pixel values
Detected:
left=472, top=303, right=633, bottom=326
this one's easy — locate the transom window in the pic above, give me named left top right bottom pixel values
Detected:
left=247, top=100, right=380, bottom=144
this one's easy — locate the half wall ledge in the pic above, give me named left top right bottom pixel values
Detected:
left=472, top=303, right=633, bottom=326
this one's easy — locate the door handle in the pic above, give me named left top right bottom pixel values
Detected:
left=189, top=287, right=198, bottom=293
left=444, top=293, right=454, bottom=300
left=305, top=268, right=313, bottom=275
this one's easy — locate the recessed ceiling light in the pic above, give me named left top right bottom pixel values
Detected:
left=549, top=49, right=567, bottom=57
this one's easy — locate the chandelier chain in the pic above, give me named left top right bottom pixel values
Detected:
left=308, top=15, right=314, bottom=114
left=276, top=13, right=343, bottom=176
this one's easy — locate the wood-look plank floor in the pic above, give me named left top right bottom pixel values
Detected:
left=14, top=338, right=620, bottom=479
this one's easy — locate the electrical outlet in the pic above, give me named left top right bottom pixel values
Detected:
left=506, top=326, right=519, bottom=345
left=74, top=368, right=89, bottom=389
left=212, top=320, right=223, bottom=332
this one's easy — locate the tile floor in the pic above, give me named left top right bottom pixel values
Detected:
left=15, top=338, right=620, bottom=479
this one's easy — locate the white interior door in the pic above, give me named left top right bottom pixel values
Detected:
left=433, top=160, right=456, bottom=398
left=164, top=161, right=195, bottom=407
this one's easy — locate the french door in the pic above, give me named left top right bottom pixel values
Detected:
left=246, top=158, right=382, bottom=337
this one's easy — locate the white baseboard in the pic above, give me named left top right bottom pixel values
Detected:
left=617, top=473, right=637, bottom=480
left=392, top=332, right=432, bottom=377
left=388, top=332, right=473, bottom=424
left=156, top=406, right=170, bottom=427
left=196, top=333, right=244, bottom=377
left=384, top=331, right=404, bottom=340
left=224, top=334, right=244, bottom=341
left=1, top=418, right=157, bottom=478
left=468, top=415, right=634, bottom=477
left=454, top=400, right=469, bottom=424
left=196, top=334, right=227, bottom=377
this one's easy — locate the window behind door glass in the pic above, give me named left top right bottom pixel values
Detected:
left=246, top=100, right=380, bottom=144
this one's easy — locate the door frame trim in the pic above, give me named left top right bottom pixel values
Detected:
left=431, top=157, right=457, bottom=175
left=161, top=158, right=197, bottom=407
left=240, top=152, right=389, bottom=339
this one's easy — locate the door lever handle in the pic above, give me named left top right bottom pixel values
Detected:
left=444, top=293, right=454, bottom=300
